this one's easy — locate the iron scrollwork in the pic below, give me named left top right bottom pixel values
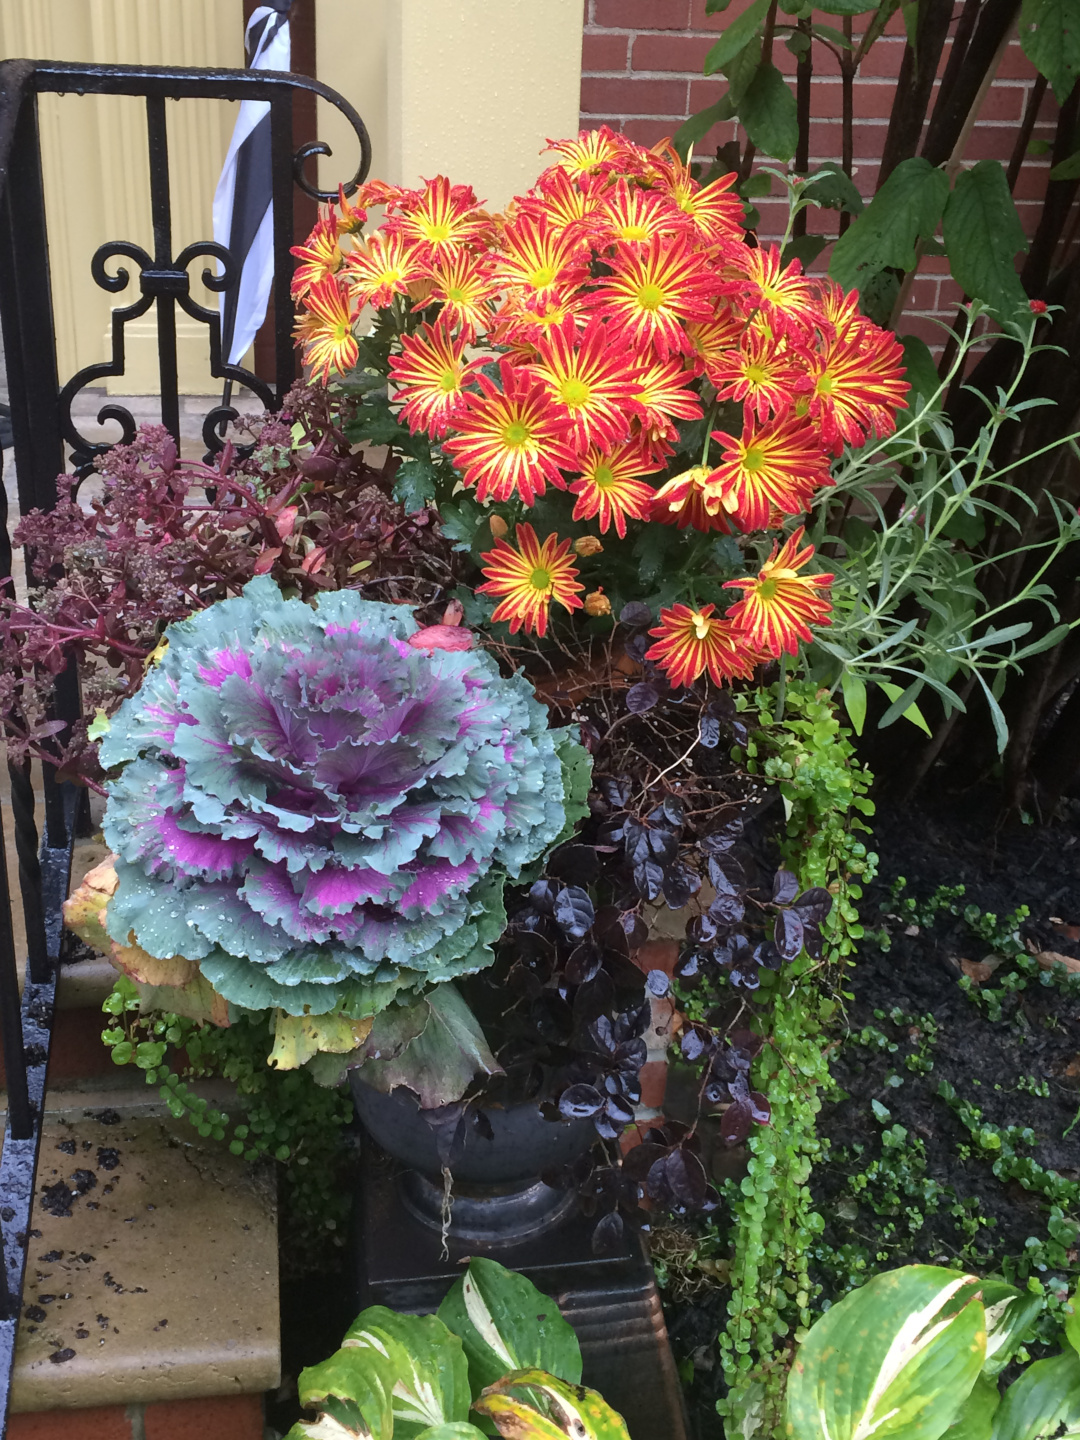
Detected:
left=57, top=239, right=277, bottom=473
left=43, top=63, right=373, bottom=475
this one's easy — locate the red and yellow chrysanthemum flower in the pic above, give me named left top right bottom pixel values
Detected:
left=290, top=214, right=343, bottom=298
left=386, top=175, right=491, bottom=261
left=569, top=441, right=663, bottom=538
left=426, top=249, right=497, bottom=336
left=653, top=147, right=745, bottom=247
left=707, top=330, right=809, bottom=422
left=494, top=213, right=592, bottom=302
left=353, top=178, right=410, bottom=210
left=588, top=236, right=716, bottom=358
left=526, top=165, right=604, bottom=232
left=388, top=321, right=482, bottom=438
left=722, top=527, right=834, bottom=656
left=342, top=231, right=425, bottom=309
left=442, top=360, right=579, bottom=506
left=813, top=278, right=865, bottom=340
left=683, top=307, right=748, bottom=376
left=630, top=355, right=704, bottom=444
left=645, top=603, right=762, bottom=687
left=334, top=183, right=368, bottom=236
left=545, top=125, right=628, bottom=178
left=650, top=464, right=733, bottom=533
left=295, top=276, right=358, bottom=383
left=477, top=523, right=584, bottom=636
left=803, top=325, right=910, bottom=453
left=737, top=245, right=826, bottom=341
left=589, top=178, right=689, bottom=248
left=531, top=317, right=642, bottom=453
left=705, top=416, right=833, bottom=532
left=492, top=287, right=587, bottom=351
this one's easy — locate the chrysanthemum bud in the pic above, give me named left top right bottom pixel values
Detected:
left=574, top=535, right=604, bottom=557
left=488, top=514, right=509, bottom=540
left=585, top=589, right=612, bottom=617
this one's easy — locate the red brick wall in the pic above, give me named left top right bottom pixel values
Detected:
left=580, top=1, right=1058, bottom=349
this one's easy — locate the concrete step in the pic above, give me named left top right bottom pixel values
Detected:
left=11, top=1103, right=279, bottom=1418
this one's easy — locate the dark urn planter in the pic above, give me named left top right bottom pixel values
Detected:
left=350, top=1075, right=595, bottom=1246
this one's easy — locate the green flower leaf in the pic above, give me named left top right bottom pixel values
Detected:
left=343, top=1308, right=472, bottom=1438
left=829, top=157, right=950, bottom=291
left=786, top=1267, right=986, bottom=1440
left=703, top=0, right=770, bottom=73
left=438, top=1258, right=582, bottom=1396
left=942, top=162, right=1029, bottom=318
left=1019, top=0, right=1080, bottom=103
left=738, top=62, right=799, bottom=163
left=990, top=1349, right=1080, bottom=1440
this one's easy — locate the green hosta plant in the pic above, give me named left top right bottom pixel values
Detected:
left=286, top=1258, right=629, bottom=1440
left=785, top=1264, right=1080, bottom=1440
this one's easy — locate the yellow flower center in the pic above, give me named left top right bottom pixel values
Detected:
left=742, top=446, right=765, bottom=474
left=690, top=611, right=712, bottom=640
left=757, top=578, right=779, bottom=600
left=378, top=266, right=404, bottom=287
left=420, top=219, right=453, bottom=242
left=744, top=364, right=769, bottom=386
left=618, top=223, right=651, bottom=241
left=636, top=282, right=666, bottom=312
left=527, top=265, right=557, bottom=288
left=446, top=284, right=469, bottom=302
left=592, top=463, right=616, bottom=490
left=815, top=372, right=836, bottom=396
left=502, top=420, right=532, bottom=448
left=437, top=369, right=460, bottom=394
left=529, top=567, right=552, bottom=591
left=559, top=377, right=592, bottom=408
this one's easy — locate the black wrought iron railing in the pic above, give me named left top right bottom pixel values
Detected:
left=0, top=57, right=370, bottom=1431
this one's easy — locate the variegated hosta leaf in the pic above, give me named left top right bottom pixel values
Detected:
left=437, top=1257, right=582, bottom=1395
left=286, top=1403, right=374, bottom=1440
left=785, top=1266, right=987, bottom=1440
left=473, top=1368, right=631, bottom=1440
left=295, top=1349, right=394, bottom=1440
left=414, top=1427, right=489, bottom=1439
left=1065, top=1287, right=1080, bottom=1360
left=343, top=1306, right=472, bottom=1438
left=980, top=1282, right=1044, bottom=1378
left=990, top=1349, right=1080, bottom=1440
left=947, top=1374, right=1000, bottom=1440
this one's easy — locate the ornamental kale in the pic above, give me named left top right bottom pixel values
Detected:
left=99, top=576, right=589, bottom=1024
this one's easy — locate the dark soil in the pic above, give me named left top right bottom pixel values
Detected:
left=661, top=790, right=1080, bottom=1440
left=813, top=790, right=1080, bottom=1295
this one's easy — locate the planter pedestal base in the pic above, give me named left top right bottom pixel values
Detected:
left=355, top=1140, right=688, bottom=1440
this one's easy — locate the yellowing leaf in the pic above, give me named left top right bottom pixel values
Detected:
left=144, top=637, right=169, bottom=669
left=87, top=708, right=111, bottom=740
left=270, top=1010, right=375, bottom=1070
left=111, top=940, right=196, bottom=990
left=63, top=857, right=118, bottom=953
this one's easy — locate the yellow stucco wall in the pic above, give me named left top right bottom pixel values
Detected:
left=317, top=0, right=585, bottom=210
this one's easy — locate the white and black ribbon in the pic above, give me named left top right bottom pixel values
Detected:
left=213, top=1, right=293, bottom=367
